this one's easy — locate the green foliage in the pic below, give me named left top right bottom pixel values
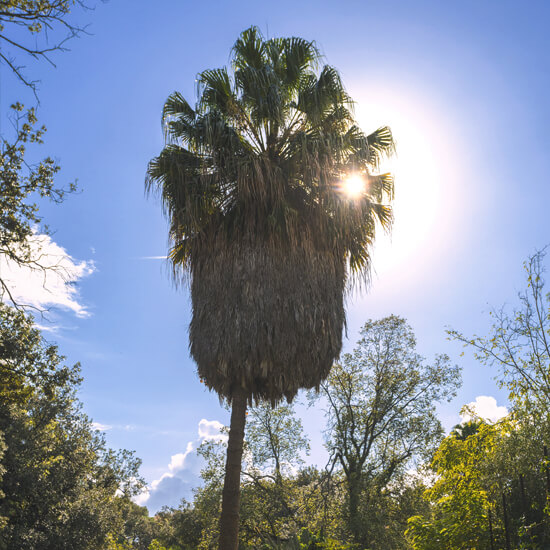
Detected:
left=194, top=403, right=339, bottom=548
left=407, top=420, right=497, bottom=549
left=0, top=303, right=144, bottom=549
left=246, top=401, right=310, bottom=478
left=407, top=414, right=550, bottom=549
left=438, top=251, right=550, bottom=548
left=152, top=501, right=203, bottom=550
left=262, top=528, right=355, bottom=550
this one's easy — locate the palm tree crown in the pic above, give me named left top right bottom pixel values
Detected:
left=147, top=26, right=395, bottom=403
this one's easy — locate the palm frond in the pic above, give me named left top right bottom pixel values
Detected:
left=162, top=91, right=195, bottom=123
left=197, top=68, right=235, bottom=116
left=232, top=26, right=265, bottom=70
left=366, top=126, right=396, bottom=167
left=367, top=172, right=395, bottom=202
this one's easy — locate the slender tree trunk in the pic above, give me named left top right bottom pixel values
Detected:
left=488, top=508, right=495, bottom=550
left=544, top=446, right=550, bottom=501
left=218, top=388, right=247, bottom=550
left=502, top=492, right=511, bottom=550
left=347, top=471, right=362, bottom=545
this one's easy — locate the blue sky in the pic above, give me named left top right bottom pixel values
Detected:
left=2, top=0, right=550, bottom=511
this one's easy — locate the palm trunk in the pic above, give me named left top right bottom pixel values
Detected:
left=218, top=388, right=247, bottom=550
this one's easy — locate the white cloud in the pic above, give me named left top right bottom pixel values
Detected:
left=91, top=422, right=112, bottom=431
left=198, top=419, right=225, bottom=440
left=168, top=442, right=194, bottom=473
left=134, top=419, right=226, bottom=513
left=0, top=233, right=94, bottom=316
left=461, top=395, right=508, bottom=424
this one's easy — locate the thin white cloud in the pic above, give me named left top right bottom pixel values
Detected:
left=91, top=422, right=113, bottom=432
left=461, top=395, right=508, bottom=424
left=134, top=419, right=226, bottom=512
left=34, top=323, right=62, bottom=334
left=0, top=233, right=94, bottom=316
left=135, top=255, right=167, bottom=260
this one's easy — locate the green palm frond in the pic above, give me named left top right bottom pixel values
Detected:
left=162, top=91, right=195, bottom=123
left=148, top=25, right=395, bottom=283
left=232, top=26, right=265, bottom=70
left=197, top=68, right=235, bottom=116
left=366, top=126, right=396, bottom=166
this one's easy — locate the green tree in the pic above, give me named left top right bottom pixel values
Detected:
left=146, top=26, right=395, bottom=549
left=141, top=501, right=203, bottom=550
left=407, top=413, right=550, bottom=550
left=407, top=419, right=498, bottom=550
left=0, top=303, right=143, bottom=549
left=242, top=402, right=310, bottom=545
left=315, top=316, right=460, bottom=547
left=246, top=401, right=309, bottom=481
left=446, top=249, right=550, bottom=547
left=111, top=500, right=157, bottom=550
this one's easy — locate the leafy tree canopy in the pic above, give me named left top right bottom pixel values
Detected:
left=314, top=315, right=461, bottom=547
left=0, top=303, right=143, bottom=549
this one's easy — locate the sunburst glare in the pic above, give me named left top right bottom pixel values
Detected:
left=341, top=174, right=366, bottom=198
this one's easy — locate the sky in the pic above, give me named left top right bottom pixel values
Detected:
left=2, top=0, right=550, bottom=512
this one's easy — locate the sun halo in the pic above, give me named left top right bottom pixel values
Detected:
left=341, top=173, right=366, bottom=199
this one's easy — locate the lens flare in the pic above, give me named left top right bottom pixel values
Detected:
left=342, top=174, right=365, bottom=198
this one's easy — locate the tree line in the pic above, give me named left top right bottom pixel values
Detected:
left=3, top=277, right=550, bottom=548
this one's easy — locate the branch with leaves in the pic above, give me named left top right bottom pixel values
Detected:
left=0, top=0, right=93, bottom=96
left=0, top=103, right=76, bottom=312
left=448, top=249, right=550, bottom=421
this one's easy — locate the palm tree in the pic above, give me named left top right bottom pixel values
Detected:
left=147, top=26, right=394, bottom=550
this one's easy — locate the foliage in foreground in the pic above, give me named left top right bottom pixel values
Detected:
left=0, top=304, right=143, bottom=549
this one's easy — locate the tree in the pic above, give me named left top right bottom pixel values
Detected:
left=449, top=249, right=550, bottom=425
left=146, top=26, right=395, bottom=549
left=246, top=401, right=309, bottom=481
left=149, top=501, right=202, bottom=550
left=443, top=250, right=550, bottom=548
left=0, top=303, right=143, bottom=549
left=0, top=0, right=92, bottom=95
left=407, top=420, right=497, bottom=550
left=241, top=402, right=310, bottom=545
left=0, top=103, right=76, bottom=310
left=407, top=413, right=550, bottom=550
left=314, top=316, right=460, bottom=546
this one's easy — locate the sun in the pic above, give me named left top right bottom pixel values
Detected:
left=342, top=174, right=366, bottom=198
